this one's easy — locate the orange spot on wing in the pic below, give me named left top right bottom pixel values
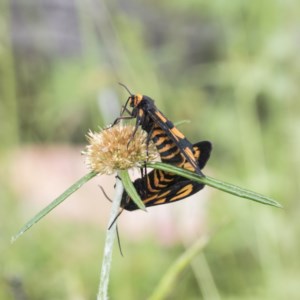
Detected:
left=184, top=146, right=195, bottom=159
left=155, top=111, right=167, bottom=122
left=144, top=190, right=171, bottom=205
left=158, top=170, right=174, bottom=182
left=161, top=148, right=181, bottom=159
left=144, top=194, right=159, bottom=204
left=158, top=190, right=171, bottom=198
left=183, top=162, right=196, bottom=172
left=154, top=198, right=167, bottom=204
left=155, top=136, right=165, bottom=146
left=193, top=146, right=200, bottom=159
left=154, top=174, right=160, bottom=186
left=170, top=127, right=185, bottom=139
left=171, top=184, right=193, bottom=201
left=146, top=184, right=160, bottom=193
left=159, top=143, right=174, bottom=153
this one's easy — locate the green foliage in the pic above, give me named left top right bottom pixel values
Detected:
left=119, top=170, right=146, bottom=211
left=11, top=172, right=98, bottom=243
left=1, top=0, right=300, bottom=299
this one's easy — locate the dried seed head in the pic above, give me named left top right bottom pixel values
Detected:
left=83, top=124, right=158, bottom=175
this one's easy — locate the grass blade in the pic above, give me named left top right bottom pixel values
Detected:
left=119, top=170, right=146, bottom=211
left=12, top=171, right=98, bottom=243
left=147, top=162, right=282, bottom=208
left=148, top=235, right=209, bottom=300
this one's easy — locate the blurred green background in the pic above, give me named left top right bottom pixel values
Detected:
left=1, top=0, right=299, bottom=299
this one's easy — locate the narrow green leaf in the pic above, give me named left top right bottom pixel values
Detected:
left=174, top=120, right=191, bottom=127
left=12, top=171, right=98, bottom=243
left=147, top=162, right=282, bottom=208
left=148, top=235, right=209, bottom=300
left=119, top=170, right=146, bottom=211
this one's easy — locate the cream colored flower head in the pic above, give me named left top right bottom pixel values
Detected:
left=83, top=124, right=158, bottom=174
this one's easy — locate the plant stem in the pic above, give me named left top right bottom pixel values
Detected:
left=12, top=171, right=98, bottom=243
left=148, top=235, right=209, bottom=300
left=97, top=174, right=124, bottom=300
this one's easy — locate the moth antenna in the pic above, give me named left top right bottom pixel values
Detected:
left=118, top=82, right=133, bottom=96
left=116, top=225, right=124, bottom=257
left=98, top=185, right=112, bottom=202
left=108, top=208, right=124, bottom=230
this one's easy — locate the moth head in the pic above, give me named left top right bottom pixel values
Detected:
left=130, top=94, right=143, bottom=107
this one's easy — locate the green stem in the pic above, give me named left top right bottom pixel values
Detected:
left=11, top=171, right=97, bottom=243
left=97, top=174, right=124, bottom=300
left=148, top=236, right=209, bottom=300
left=146, top=162, right=282, bottom=208
left=119, top=169, right=146, bottom=211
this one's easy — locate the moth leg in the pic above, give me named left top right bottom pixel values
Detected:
left=111, top=115, right=135, bottom=126
left=116, top=225, right=124, bottom=257
left=108, top=208, right=124, bottom=230
left=98, top=185, right=112, bottom=202
left=145, top=125, right=155, bottom=159
left=127, top=109, right=144, bottom=147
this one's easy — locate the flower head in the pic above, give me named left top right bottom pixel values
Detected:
left=83, top=124, right=158, bottom=174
